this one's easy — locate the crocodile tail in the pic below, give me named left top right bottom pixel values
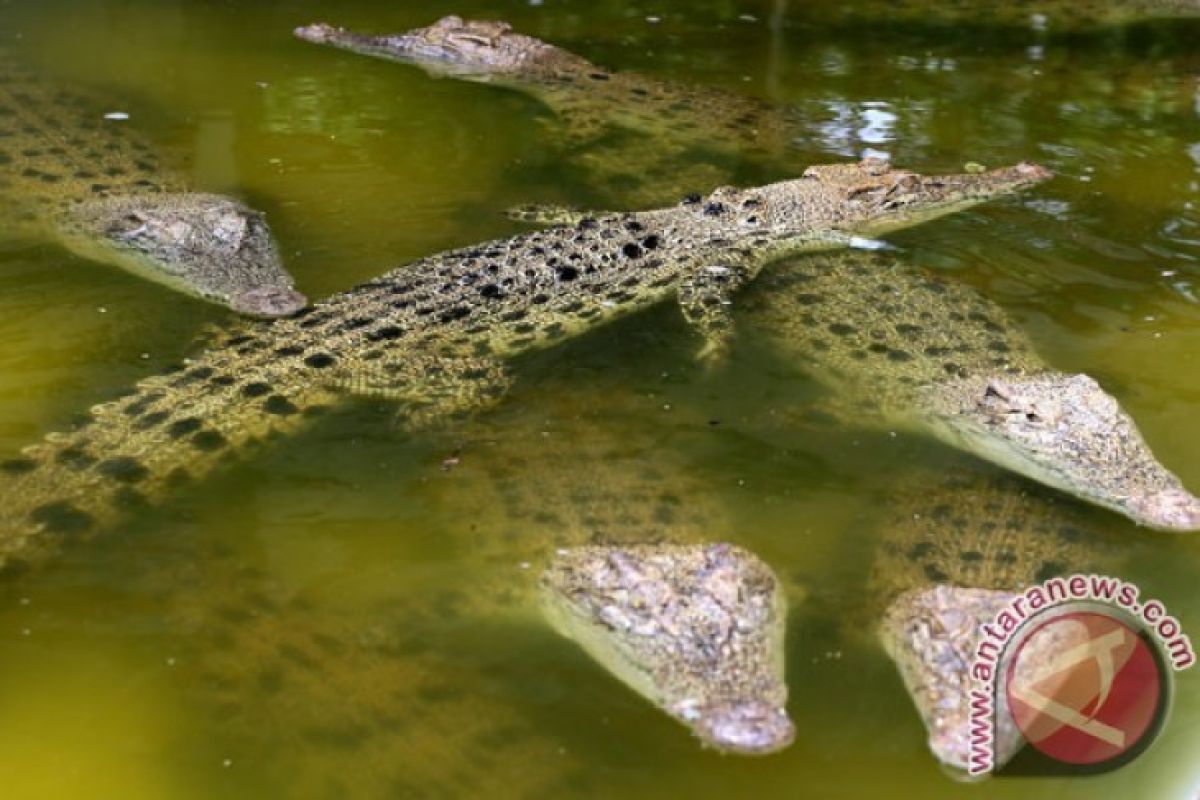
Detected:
left=0, top=334, right=336, bottom=573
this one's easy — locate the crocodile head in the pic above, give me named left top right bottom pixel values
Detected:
left=64, top=193, right=306, bottom=318
left=880, top=586, right=1028, bottom=775
left=541, top=543, right=794, bottom=755
left=738, top=158, right=1053, bottom=247
left=924, top=372, right=1200, bottom=531
left=295, top=17, right=595, bottom=79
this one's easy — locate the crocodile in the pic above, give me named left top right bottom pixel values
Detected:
left=294, top=16, right=799, bottom=205
left=486, top=209, right=1199, bottom=531
left=731, top=251, right=1200, bottom=530
left=124, top=387, right=797, bottom=800
left=866, top=463, right=1126, bottom=774
left=0, top=56, right=306, bottom=317
left=98, top=385, right=1123, bottom=788
left=0, top=158, right=1047, bottom=572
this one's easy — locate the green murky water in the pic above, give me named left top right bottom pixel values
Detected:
left=1, top=0, right=1199, bottom=797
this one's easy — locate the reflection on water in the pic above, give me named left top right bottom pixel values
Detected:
left=814, top=99, right=902, bottom=159
left=0, top=0, right=1199, bottom=798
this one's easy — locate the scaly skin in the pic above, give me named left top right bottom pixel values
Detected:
left=294, top=17, right=799, bottom=205
left=0, top=57, right=305, bottom=316
left=153, top=546, right=594, bottom=798
left=147, top=389, right=794, bottom=800
left=0, top=159, right=1048, bottom=572
left=542, top=544, right=790, bottom=754
left=426, top=400, right=796, bottom=753
left=737, top=251, right=1200, bottom=530
left=438, top=400, right=795, bottom=753
left=869, top=466, right=1123, bottom=773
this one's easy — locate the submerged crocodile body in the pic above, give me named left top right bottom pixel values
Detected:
left=295, top=16, right=798, bottom=205
left=736, top=251, right=1200, bottom=530
left=130, top=384, right=1121, bottom=789
left=133, top=387, right=796, bottom=799
left=0, top=57, right=305, bottom=316
left=470, top=404, right=796, bottom=753
left=0, top=159, right=1046, bottom=572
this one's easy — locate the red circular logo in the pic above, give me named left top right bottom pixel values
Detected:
left=1005, top=610, right=1165, bottom=767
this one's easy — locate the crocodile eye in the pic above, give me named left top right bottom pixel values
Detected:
left=109, top=213, right=147, bottom=237
left=1025, top=411, right=1041, bottom=423
left=454, top=34, right=492, bottom=47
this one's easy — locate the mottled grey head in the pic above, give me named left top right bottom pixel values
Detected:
left=541, top=543, right=794, bottom=755
left=691, top=158, right=1051, bottom=253
left=925, top=372, right=1200, bottom=531
left=295, top=17, right=593, bottom=79
left=66, top=193, right=306, bottom=318
left=880, top=586, right=1027, bottom=775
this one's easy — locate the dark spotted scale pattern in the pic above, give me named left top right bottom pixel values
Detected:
left=0, top=161, right=1045, bottom=570
left=862, top=463, right=1130, bottom=774
left=157, top=385, right=787, bottom=795
left=867, top=466, right=1119, bottom=616
left=0, top=55, right=176, bottom=229
left=152, top=542, right=591, bottom=800
left=298, top=17, right=803, bottom=206
left=739, top=251, right=1042, bottom=421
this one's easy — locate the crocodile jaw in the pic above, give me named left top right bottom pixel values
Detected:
left=848, top=161, right=1054, bottom=237
left=540, top=543, right=794, bottom=755
left=921, top=372, right=1200, bottom=532
left=754, top=159, right=1053, bottom=249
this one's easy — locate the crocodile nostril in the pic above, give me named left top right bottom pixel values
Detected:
left=693, top=700, right=795, bottom=755
left=1127, top=488, right=1200, bottom=532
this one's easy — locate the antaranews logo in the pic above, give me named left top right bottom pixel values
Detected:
left=966, top=574, right=1194, bottom=777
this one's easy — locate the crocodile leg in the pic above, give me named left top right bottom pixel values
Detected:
left=678, top=258, right=754, bottom=367
left=329, top=354, right=512, bottom=429
left=507, top=203, right=760, bottom=369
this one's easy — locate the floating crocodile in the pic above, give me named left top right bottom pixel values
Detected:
left=732, top=251, right=1200, bottom=530
left=129, top=388, right=796, bottom=800
left=0, top=158, right=1047, bottom=572
left=489, top=207, right=1199, bottom=530
left=0, top=57, right=306, bottom=317
left=294, top=16, right=798, bottom=205
left=294, top=9, right=1200, bottom=208
left=866, top=463, right=1126, bottom=774
left=293, top=15, right=787, bottom=154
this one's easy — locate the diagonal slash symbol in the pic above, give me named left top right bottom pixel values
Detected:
left=1009, top=627, right=1128, bottom=748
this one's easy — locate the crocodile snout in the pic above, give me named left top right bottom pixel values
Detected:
left=691, top=699, right=795, bottom=755
left=1015, top=161, right=1054, bottom=181
left=231, top=287, right=308, bottom=319
left=1127, top=487, right=1200, bottom=532
left=293, top=23, right=339, bottom=44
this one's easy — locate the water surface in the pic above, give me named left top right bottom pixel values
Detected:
left=0, top=1, right=1198, bottom=797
